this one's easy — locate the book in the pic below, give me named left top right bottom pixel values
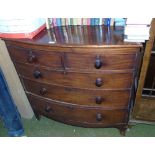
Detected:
left=125, top=25, right=150, bottom=35
left=70, top=18, right=74, bottom=25
left=77, top=18, right=82, bottom=25
left=114, top=18, right=126, bottom=26
left=126, top=18, right=152, bottom=25
left=104, top=18, right=111, bottom=26
left=87, top=18, right=91, bottom=25
left=65, top=18, right=70, bottom=26
left=124, top=35, right=149, bottom=40
left=124, top=38, right=145, bottom=43
left=90, top=18, right=95, bottom=26
left=94, top=18, right=100, bottom=25
left=110, top=18, right=115, bottom=26
left=73, top=18, right=78, bottom=25
left=52, top=18, right=57, bottom=27
left=82, top=18, right=87, bottom=25
left=56, top=18, right=62, bottom=26
left=99, top=18, right=103, bottom=25
left=61, top=18, right=66, bottom=26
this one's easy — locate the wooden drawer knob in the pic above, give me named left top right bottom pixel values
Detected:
left=27, top=53, right=37, bottom=63
left=40, top=88, right=47, bottom=95
left=95, top=96, right=103, bottom=104
left=96, top=113, right=103, bottom=121
left=95, top=55, right=102, bottom=69
left=95, top=78, right=103, bottom=87
left=33, top=70, right=42, bottom=79
left=45, top=106, right=52, bottom=113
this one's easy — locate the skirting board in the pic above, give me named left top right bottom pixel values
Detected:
left=0, top=39, right=34, bottom=119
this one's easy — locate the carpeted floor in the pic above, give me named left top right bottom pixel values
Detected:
left=0, top=116, right=155, bottom=137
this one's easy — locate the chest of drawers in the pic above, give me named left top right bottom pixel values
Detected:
left=4, top=26, right=142, bottom=135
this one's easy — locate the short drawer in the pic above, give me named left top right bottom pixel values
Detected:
left=16, top=63, right=134, bottom=89
left=23, top=78, right=130, bottom=108
left=27, top=94, right=128, bottom=127
left=65, top=51, right=137, bottom=70
left=7, top=45, right=63, bottom=69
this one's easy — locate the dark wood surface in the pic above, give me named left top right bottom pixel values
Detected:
left=15, top=62, right=134, bottom=89
left=27, top=93, right=128, bottom=127
left=4, top=26, right=142, bottom=47
left=4, top=25, right=142, bottom=134
left=23, top=78, right=130, bottom=109
left=7, top=44, right=139, bottom=70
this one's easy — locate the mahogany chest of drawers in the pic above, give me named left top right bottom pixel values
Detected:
left=4, top=26, right=142, bottom=135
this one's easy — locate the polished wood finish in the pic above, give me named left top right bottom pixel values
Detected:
left=15, top=62, right=134, bottom=89
left=7, top=43, right=139, bottom=71
left=7, top=45, right=63, bottom=69
left=4, top=26, right=142, bottom=47
left=23, top=78, right=130, bottom=108
left=4, top=25, right=142, bottom=135
left=65, top=52, right=137, bottom=70
left=27, top=93, right=128, bottom=127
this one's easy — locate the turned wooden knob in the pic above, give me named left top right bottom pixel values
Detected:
left=95, top=55, right=102, bottom=69
left=95, top=78, right=103, bottom=87
left=27, top=53, right=37, bottom=63
left=95, top=96, right=103, bottom=104
left=33, top=70, right=42, bottom=79
left=40, top=88, right=47, bottom=95
left=96, top=113, right=103, bottom=121
left=45, top=106, right=52, bottom=113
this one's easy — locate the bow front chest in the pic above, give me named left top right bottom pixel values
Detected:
left=4, top=26, right=142, bottom=135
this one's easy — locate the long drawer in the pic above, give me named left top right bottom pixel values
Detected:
left=15, top=63, right=134, bottom=89
left=27, top=94, right=128, bottom=127
left=23, top=78, right=130, bottom=108
left=7, top=45, right=138, bottom=70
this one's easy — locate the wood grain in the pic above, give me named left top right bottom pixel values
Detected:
left=15, top=62, right=134, bottom=89
left=23, top=78, right=131, bottom=109
left=27, top=93, right=128, bottom=127
left=133, top=18, right=155, bottom=121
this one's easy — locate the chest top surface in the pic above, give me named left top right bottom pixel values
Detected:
left=3, top=26, right=142, bottom=48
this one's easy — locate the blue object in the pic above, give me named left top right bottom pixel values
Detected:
left=0, top=68, right=24, bottom=136
left=104, top=18, right=111, bottom=26
left=90, top=18, right=95, bottom=26
left=94, top=18, right=100, bottom=25
left=56, top=18, right=62, bottom=26
left=114, top=18, right=126, bottom=26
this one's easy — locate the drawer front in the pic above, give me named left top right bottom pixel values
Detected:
left=27, top=94, right=128, bottom=127
left=23, top=78, right=130, bottom=108
left=7, top=45, right=62, bottom=68
left=16, top=63, right=133, bottom=89
left=65, top=52, right=137, bottom=70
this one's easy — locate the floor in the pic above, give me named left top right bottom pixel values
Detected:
left=0, top=116, right=155, bottom=137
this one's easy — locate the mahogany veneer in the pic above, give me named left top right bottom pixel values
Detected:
left=4, top=26, right=142, bottom=135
